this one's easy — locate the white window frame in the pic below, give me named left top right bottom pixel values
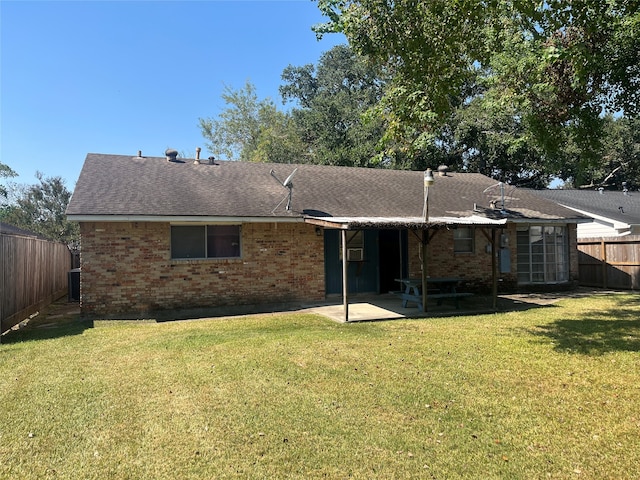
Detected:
left=516, top=225, right=569, bottom=284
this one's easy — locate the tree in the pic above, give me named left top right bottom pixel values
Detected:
left=199, top=46, right=389, bottom=168
left=563, top=115, right=640, bottom=190
left=198, top=81, right=304, bottom=163
left=314, top=0, right=639, bottom=177
left=0, top=172, right=79, bottom=245
left=280, top=44, right=387, bottom=167
left=0, top=162, right=17, bottom=200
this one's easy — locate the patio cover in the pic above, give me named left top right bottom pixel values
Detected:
left=304, top=215, right=507, bottom=321
left=304, top=215, right=508, bottom=230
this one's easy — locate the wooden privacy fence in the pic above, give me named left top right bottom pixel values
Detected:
left=577, top=236, right=640, bottom=290
left=1, top=234, right=71, bottom=334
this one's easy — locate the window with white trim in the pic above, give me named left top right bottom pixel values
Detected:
left=171, top=225, right=241, bottom=259
left=516, top=225, right=568, bottom=283
left=453, top=227, right=474, bottom=253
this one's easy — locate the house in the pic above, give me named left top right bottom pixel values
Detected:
left=532, top=188, right=640, bottom=238
left=0, top=221, right=47, bottom=239
left=532, top=188, right=639, bottom=290
left=66, top=152, right=588, bottom=318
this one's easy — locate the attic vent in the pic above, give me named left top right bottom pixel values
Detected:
left=165, top=149, right=179, bottom=162
left=437, top=165, right=449, bottom=176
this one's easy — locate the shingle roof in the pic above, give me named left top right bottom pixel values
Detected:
left=66, top=153, right=584, bottom=223
left=532, top=189, right=640, bottom=226
left=0, top=222, right=44, bottom=239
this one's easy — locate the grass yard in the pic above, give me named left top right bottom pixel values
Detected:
left=1, top=294, right=639, bottom=479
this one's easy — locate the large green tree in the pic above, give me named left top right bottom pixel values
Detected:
left=1, top=172, right=79, bottom=245
left=198, top=81, right=304, bottom=163
left=280, top=44, right=387, bottom=167
left=565, top=115, right=640, bottom=190
left=199, top=46, right=389, bottom=167
left=314, top=0, right=639, bottom=182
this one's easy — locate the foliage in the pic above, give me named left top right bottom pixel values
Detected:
left=314, top=0, right=640, bottom=182
left=280, top=44, right=387, bottom=167
left=199, top=47, right=388, bottom=168
left=198, top=81, right=304, bottom=163
left=2, top=294, right=640, bottom=478
left=0, top=171, right=79, bottom=245
left=0, top=161, right=17, bottom=200
left=591, top=116, right=640, bottom=190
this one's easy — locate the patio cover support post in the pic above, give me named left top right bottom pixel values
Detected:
left=491, top=228, right=498, bottom=310
left=421, top=228, right=429, bottom=313
left=342, top=229, right=349, bottom=322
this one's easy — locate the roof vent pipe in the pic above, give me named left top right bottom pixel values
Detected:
left=165, top=149, right=179, bottom=162
left=598, top=187, right=604, bottom=194
left=194, top=147, right=201, bottom=164
left=437, top=165, right=449, bottom=176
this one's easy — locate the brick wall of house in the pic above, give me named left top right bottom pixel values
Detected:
left=406, top=226, right=518, bottom=293
left=406, top=223, right=579, bottom=293
left=79, top=221, right=325, bottom=316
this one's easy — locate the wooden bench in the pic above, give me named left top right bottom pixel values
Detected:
left=392, top=291, right=473, bottom=311
left=427, top=292, right=474, bottom=309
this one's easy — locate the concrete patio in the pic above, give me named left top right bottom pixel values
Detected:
left=4, top=289, right=621, bottom=334
left=300, top=291, right=568, bottom=322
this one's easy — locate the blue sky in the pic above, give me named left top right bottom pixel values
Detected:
left=1, top=0, right=345, bottom=188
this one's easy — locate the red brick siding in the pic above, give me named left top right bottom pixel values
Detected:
left=407, top=226, right=517, bottom=293
left=79, top=221, right=325, bottom=315
left=406, top=223, right=579, bottom=293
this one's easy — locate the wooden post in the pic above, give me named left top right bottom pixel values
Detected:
left=492, top=228, right=498, bottom=310
left=421, top=228, right=428, bottom=313
left=601, top=239, right=607, bottom=289
left=342, top=229, right=349, bottom=322
left=398, top=229, right=404, bottom=280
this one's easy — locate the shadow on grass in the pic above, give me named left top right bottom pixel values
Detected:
left=1, top=300, right=93, bottom=345
left=1, top=318, right=94, bottom=344
left=530, top=296, right=640, bottom=354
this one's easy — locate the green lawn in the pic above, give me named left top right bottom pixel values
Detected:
left=1, top=294, right=639, bottom=479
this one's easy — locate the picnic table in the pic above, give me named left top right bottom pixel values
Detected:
left=393, top=277, right=473, bottom=311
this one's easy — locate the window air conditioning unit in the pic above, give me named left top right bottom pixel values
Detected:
left=347, top=248, right=363, bottom=261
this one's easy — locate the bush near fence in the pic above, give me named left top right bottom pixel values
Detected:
left=1, top=232, right=71, bottom=334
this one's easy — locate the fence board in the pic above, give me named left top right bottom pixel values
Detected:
left=577, top=236, right=640, bottom=290
left=1, top=234, right=71, bottom=334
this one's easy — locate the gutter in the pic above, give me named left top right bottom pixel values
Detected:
left=66, top=215, right=305, bottom=223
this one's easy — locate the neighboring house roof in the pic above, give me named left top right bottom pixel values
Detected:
left=0, top=221, right=43, bottom=239
left=67, top=153, right=586, bottom=227
left=533, top=189, right=640, bottom=237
